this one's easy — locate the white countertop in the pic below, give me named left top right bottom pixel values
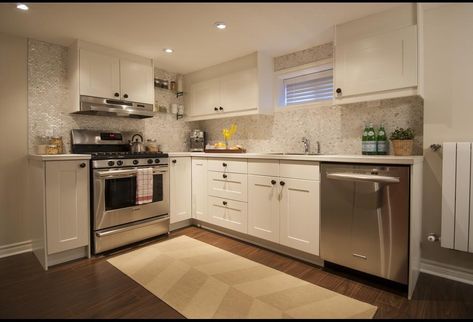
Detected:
left=168, top=152, right=423, bottom=165
left=28, top=152, right=423, bottom=165
left=29, top=154, right=91, bottom=161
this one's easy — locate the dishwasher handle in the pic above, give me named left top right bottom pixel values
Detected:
left=327, top=172, right=400, bottom=184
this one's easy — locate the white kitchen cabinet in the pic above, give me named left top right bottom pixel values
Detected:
left=68, top=40, right=154, bottom=112
left=191, top=158, right=208, bottom=222
left=79, top=49, right=120, bottom=100
left=247, top=175, right=280, bottom=243
left=190, top=78, right=220, bottom=117
left=334, top=4, right=419, bottom=103
left=207, top=171, right=248, bottom=202
left=208, top=196, right=248, bottom=234
left=120, top=58, right=154, bottom=104
left=219, top=68, right=258, bottom=113
left=183, top=52, right=273, bottom=121
left=45, top=160, right=90, bottom=255
left=170, top=157, right=191, bottom=224
left=279, top=178, right=320, bottom=256
left=28, top=156, right=91, bottom=270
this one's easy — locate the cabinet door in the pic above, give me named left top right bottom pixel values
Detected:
left=208, top=196, right=247, bottom=233
left=335, top=25, right=417, bottom=97
left=248, top=175, right=279, bottom=243
left=120, top=58, right=154, bottom=104
left=279, top=178, right=320, bottom=255
left=192, top=158, right=208, bottom=222
left=45, top=160, right=89, bottom=255
left=189, top=78, right=220, bottom=116
left=79, top=49, right=120, bottom=99
left=219, top=68, right=258, bottom=113
left=170, top=157, right=191, bottom=224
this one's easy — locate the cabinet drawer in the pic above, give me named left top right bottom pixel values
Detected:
left=208, top=171, right=247, bottom=202
left=208, top=196, right=247, bottom=234
left=279, top=161, right=320, bottom=181
left=248, top=159, right=279, bottom=177
left=208, top=158, right=247, bottom=174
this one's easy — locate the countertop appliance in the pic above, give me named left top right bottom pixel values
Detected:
left=72, top=95, right=155, bottom=119
left=190, top=129, right=206, bottom=152
left=71, top=129, right=169, bottom=254
left=320, top=163, right=409, bottom=285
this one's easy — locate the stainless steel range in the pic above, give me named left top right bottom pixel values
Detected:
left=71, top=129, right=170, bottom=254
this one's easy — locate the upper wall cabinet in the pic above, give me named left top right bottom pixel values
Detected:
left=184, top=52, right=273, bottom=121
left=68, top=40, right=154, bottom=113
left=334, top=4, right=420, bottom=104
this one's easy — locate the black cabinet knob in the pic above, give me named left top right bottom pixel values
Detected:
left=133, top=160, right=139, bottom=165
left=123, top=94, right=129, bottom=99
left=223, top=174, right=227, bottom=179
left=172, top=159, right=177, bottom=164
left=222, top=162, right=227, bottom=167
left=214, top=107, right=218, bottom=111
left=114, top=92, right=119, bottom=97
left=271, top=180, right=276, bottom=185
left=79, top=163, right=86, bottom=168
left=223, top=201, right=227, bottom=206
left=219, top=106, right=223, bottom=111
left=280, top=181, right=285, bottom=186
left=336, top=88, right=342, bottom=94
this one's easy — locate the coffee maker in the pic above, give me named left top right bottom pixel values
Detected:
left=189, top=129, right=206, bottom=152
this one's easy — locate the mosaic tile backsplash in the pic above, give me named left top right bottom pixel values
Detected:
left=28, top=39, right=423, bottom=155
left=27, top=39, right=192, bottom=153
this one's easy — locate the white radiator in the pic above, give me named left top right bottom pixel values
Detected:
left=442, top=142, right=473, bottom=252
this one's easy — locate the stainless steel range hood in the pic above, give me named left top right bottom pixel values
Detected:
left=73, top=95, right=155, bottom=119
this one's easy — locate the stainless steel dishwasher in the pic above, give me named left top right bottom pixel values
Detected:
left=320, top=163, right=409, bottom=285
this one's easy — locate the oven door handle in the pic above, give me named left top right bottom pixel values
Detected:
left=96, top=168, right=168, bottom=178
left=95, top=215, right=170, bottom=237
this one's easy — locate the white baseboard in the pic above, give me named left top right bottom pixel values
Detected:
left=0, top=240, right=33, bottom=259
left=420, top=258, right=473, bottom=286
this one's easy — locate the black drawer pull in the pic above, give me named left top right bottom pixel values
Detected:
left=222, top=162, right=227, bottom=167
left=280, top=181, right=285, bottom=186
left=79, top=163, right=86, bottom=168
left=222, top=201, right=227, bottom=206
left=223, top=174, right=227, bottom=179
left=271, top=180, right=276, bottom=185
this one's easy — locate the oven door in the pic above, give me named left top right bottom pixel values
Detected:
left=93, top=165, right=169, bottom=230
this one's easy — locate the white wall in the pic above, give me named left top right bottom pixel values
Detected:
left=422, top=4, right=473, bottom=269
left=0, top=33, right=30, bottom=251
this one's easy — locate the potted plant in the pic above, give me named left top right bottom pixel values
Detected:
left=390, top=127, right=415, bottom=156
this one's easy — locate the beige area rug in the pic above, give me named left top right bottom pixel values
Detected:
left=107, top=235, right=377, bottom=319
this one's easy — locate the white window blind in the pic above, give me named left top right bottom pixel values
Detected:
left=283, top=69, right=333, bottom=106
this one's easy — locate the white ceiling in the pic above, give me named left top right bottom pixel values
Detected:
left=0, top=2, right=408, bottom=74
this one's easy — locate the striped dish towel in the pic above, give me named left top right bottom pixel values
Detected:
left=136, top=168, right=154, bottom=204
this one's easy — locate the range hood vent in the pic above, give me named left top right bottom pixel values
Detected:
left=73, top=96, right=155, bottom=119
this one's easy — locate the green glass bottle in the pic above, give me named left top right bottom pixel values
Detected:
left=361, top=124, right=368, bottom=155
left=376, top=124, right=387, bottom=155
left=366, top=123, right=377, bottom=155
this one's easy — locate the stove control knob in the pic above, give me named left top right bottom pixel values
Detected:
left=155, top=159, right=161, bottom=164
left=147, top=159, right=153, bottom=164
left=108, top=161, right=115, bottom=166
left=133, top=160, right=139, bottom=165
left=116, top=160, right=123, bottom=166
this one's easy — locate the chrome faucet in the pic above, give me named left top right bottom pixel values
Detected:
left=302, top=137, right=310, bottom=154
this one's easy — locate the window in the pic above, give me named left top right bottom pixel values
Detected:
left=275, top=60, right=334, bottom=109
left=284, top=70, right=333, bottom=106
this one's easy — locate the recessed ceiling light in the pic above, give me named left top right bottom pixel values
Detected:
left=16, top=3, right=29, bottom=10
left=214, top=22, right=227, bottom=30
left=163, top=48, right=173, bottom=54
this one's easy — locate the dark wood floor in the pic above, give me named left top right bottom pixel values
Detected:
left=1, top=226, right=473, bottom=319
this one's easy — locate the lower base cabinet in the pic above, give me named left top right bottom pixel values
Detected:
left=279, top=178, right=320, bottom=256
left=170, top=157, right=191, bottom=224
left=208, top=196, right=248, bottom=234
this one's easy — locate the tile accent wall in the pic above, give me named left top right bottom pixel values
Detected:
left=199, top=42, right=424, bottom=155
left=27, top=39, right=192, bottom=153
